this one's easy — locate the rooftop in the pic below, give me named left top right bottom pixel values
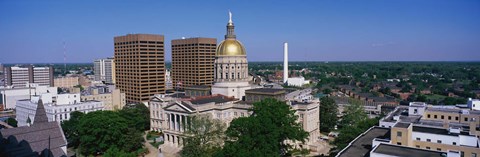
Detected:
left=245, top=88, right=286, bottom=94
left=337, top=127, right=390, bottom=157
left=427, top=107, right=480, bottom=115
left=372, top=143, right=446, bottom=157
left=412, top=126, right=470, bottom=136
left=394, top=122, right=411, bottom=128
left=0, top=99, right=67, bottom=157
left=190, top=95, right=236, bottom=105
left=184, top=85, right=211, bottom=90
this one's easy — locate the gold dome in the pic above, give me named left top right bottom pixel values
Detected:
left=216, top=39, right=246, bottom=56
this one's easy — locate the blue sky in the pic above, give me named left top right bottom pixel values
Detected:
left=1, top=0, right=479, bottom=63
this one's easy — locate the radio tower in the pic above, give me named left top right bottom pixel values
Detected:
left=63, top=41, right=66, bottom=75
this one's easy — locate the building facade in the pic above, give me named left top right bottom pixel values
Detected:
left=211, top=12, right=251, bottom=99
left=93, top=58, right=115, bottom=84
left=4, top=66, right=54, bottom=88
left=150, top=88, right=320, bottom=152
left=16, top=93, right=104, bottom=127
left=0, top=84, right=57, bottom=109
left=54, top=76, right=79, bottom=88
left=354, top=101, right=480, bottom=157
left=171, top=38, right=216, bottom=89
left=81, top=86, right=126, bottom=110
left=114, top=34, right=166, bottom=103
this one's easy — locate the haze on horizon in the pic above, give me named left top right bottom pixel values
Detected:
left=0, top=0, right=479, bottom=63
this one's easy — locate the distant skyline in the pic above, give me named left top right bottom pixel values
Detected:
left=1, top=0, right=479, bottom=63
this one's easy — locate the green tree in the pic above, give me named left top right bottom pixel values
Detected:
left=333, top=118, right=379, bottom=151
left=61, top=111, right=85, bottom=148
left=103, top=147, right=136, bottom=157
left=322, top=88, right=332, bottom=95
left=120, top=103, right=150, bottom=131
left=217, top=98, right=308, bottom=157
left=319, top=97, right=338, bottom=132
left=78, top=111, right=144, bottom=155
left=5, top=118, right=17, bottom=127
left=340, top=99, right=367, bottom=127
left=180, top=115, right=226, bottom=157
left=74, top=85, right=84, bottom=91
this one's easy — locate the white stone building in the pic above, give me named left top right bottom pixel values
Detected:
left=0, top=83, right=57, bottom=109
left=16, top=93, right=103, bottom=126
left=150, top=89, right=321, bottom=152
left=93, top=58, right=115, bottom=84
left=286, top=77, right=310, bottom=87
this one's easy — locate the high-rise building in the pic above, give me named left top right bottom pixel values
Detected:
left=93, top=58, right=115, bottom=84
left=114, top=34, right=165, bottom=103
left=211, top=11, right=251, bottom=99
left=4, top=66, right=54, bottom=88
left=171, top=37, right=216, bottom=89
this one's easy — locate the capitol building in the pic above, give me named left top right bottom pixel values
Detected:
left=150, top=12, right=320, bottom=155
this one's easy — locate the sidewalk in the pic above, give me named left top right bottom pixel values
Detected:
left=143, top=131, right=160, bottom=157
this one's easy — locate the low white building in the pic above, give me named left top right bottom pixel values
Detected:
left=16, top=93, right=103, bottom=126
left=0, top=83, right=57, bottom=109
left=286, top=77, right=310, bottom=87
left=467, top=98, right=480, bottom=111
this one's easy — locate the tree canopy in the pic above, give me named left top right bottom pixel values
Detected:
left=319, top=97, right=338, bottom=132
left=339, top=99, right=367, bottom=128
left=5, top=117, right=17, bottom=127
left=61, top=111, right=85, bottom=148
left=180, top=114, right=226, bottom=157
left=61, top=104, right=149, bottom=156
left=216, top=98, right=308, bottom=157
left=120, top=103, right=150, bottom=131
left=78, top=111, right=144, bottom=155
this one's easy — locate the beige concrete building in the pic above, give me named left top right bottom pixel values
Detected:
left=81, top=87, right=126, bottom=110
left=377, top=102, right=480, bottom=157
left=4, top=66, right=54, bottom=88
left=54, top=77, right=79, bottom=88
left=337, top=102, right=480, bottom=157
left=244, top=88, right=286, bottom=102
left=171, top=38, right=216, bottom=89
left=114, top=34, right=166, bottom=103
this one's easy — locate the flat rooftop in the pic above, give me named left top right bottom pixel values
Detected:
left=412, top=126, right=470, bottom=136
left=427, top=107, right=480, bottom=115
left=184, top=85, right=211, bottom=90
left=394, top=122, right=411, bottom=128
left=190, top=95, right=236, bottom=105
left=245, top=88, right=286, bottom=94
left=373, top=143, right=446, bottom=157
left=337, top=127, right=390, bottom=157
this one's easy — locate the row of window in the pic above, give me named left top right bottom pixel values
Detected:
left=115, top=41, right=164, bottom=45
left=414, top=137, right=458, bottom=145
left=427, top=114, right=470, bottom=122
left=172, top=43, right=216, bottom=47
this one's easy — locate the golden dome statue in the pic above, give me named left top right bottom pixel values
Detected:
left=216, top=11, right=246, bottom=56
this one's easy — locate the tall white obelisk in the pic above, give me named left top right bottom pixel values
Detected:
left=283, top=42, right=288, bottom=84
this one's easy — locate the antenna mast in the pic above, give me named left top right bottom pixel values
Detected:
left=63, top=41, right=66, bottom=75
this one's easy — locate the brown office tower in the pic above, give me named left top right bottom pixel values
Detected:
left=171, top=38, right=216, bottom=89
left=114, top=34, right=165, bottom=103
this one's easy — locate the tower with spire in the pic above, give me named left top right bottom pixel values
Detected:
left=211, top=11, right=252, bottom=99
